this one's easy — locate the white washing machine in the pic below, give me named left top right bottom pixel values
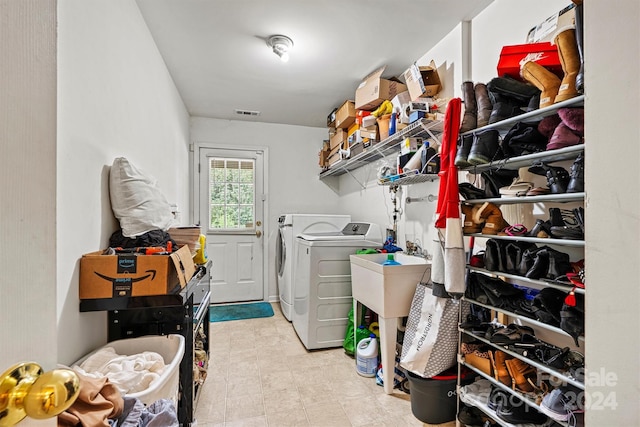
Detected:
left=276, top=214, right=351, bottom=321
left=292, top=222, right=383, bottom=350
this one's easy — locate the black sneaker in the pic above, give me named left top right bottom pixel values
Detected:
left=457, top=404, right=484, bottom=426
left=496, top=396, right=548, bottom=425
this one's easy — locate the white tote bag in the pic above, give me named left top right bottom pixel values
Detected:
left=400, top=282, right=469, bottom=378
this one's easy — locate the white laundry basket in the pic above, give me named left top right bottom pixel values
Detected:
left=73, top=334, right=185, bottom=407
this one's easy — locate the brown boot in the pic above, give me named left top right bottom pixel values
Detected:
left=554, top=28, right=581, bottom=103
left=489, top=350, right=513, bottom=386
left=504, top=358, right=537, bottom=392
left=475, top=83, right=492, bottom=127
left=461, top=204, right=483, bottom=234
left=521, top=61, right=561, bottom=109
left=474, top=202, right=509, bottom=235
left=460, top=81, right=477, bottom=133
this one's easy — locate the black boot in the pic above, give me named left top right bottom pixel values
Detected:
left=566, top=153, right=584, bottom=193
left=467, top=129, right=502, bottom=165
left=487, top=76, right=540, bottom=123
left=454, top=134, right=474, bottom=168
left=528, top=163, right=570, bottom=194
left=545, top=247, right=572, bottom=279
left=475, top=83, right=492, bottom=128
left=574, top=3, right=584, bottom=94
left=460, top=81, right=477, bottom=133
left=487, top=93, right=523, bottom=124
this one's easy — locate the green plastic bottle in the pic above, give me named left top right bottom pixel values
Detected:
left=382, top=253, right=401, bottom=266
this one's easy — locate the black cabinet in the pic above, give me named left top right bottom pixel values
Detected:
left=80, top=260, right=212, bottom=426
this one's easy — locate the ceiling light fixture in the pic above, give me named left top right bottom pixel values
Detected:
left=267, top=35, right=293, bottom=63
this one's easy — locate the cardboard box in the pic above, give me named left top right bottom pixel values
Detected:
left=346, top=123, right=360, bottom=145
left=327, top=150, right=342, bottom=167
left=355, top=66, right=407, bottom=111
left=318, top=140, right=330, bottom=168
left=79, top=244, right=196, bottom=299
left=360, top=125, right=378, bottom=141
left=527, top=4, right=576, bottom=43
left=330, top=128, right=347, bottom=150
left=350, top=141, right=364, bottom=157
left=391, top=91, right=412, bottom=123
left=327, top=107, right=337, bottom=127
left=403, top=60, right=442, bottom=100
left=334, top=100, right=356, bottom=129
left=497, top=42, right=563, bottom=81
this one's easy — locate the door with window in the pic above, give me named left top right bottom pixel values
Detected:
left=196, top=146, right=265, bottom=303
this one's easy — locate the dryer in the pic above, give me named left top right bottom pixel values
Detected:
left=276, top=214, right=351, bottom=321
left=292, top=222, right=383, bottom=350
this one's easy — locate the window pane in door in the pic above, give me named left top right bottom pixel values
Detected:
left=208, top=157, right=255, bottom=230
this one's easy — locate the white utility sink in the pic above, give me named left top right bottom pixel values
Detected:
left=350, top=252, right=431, bottom=395
left=350, top=253, right=431, bottom=318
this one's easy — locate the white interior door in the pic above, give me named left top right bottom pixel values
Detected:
left=197, top=146, right=265, bottom=303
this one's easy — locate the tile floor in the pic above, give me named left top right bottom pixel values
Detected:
left=193, top=303, right=456, bottom=427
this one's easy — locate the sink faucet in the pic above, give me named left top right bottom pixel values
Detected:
left=405, top=240, right=431, bottom=260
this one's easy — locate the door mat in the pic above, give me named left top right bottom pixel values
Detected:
left=209, top=302, right=274, bottom=323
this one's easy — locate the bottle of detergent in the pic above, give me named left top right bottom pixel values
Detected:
left=356, top=333, right=379, bottom=377
left=382, top=253, right=401, bottom=266
left=355, top=325, right=372, bottom=347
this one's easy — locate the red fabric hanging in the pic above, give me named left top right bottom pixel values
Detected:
left=435, top=98, right=462, bottom=228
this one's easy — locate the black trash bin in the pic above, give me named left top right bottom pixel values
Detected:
left=406, top=367, right=474, bottom=424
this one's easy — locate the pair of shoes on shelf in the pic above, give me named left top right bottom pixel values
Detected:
left=527, top=152, right=584, bottom=195
left=459, top=182, right=487, bottom=200
left=488, top=350, right=537, bottom=393
left=462, top=202, right=510, bottom=235
left=458, top=81, right=493, bottom=135
left=549, top=207, right=584, bottom=240
left=489, top=324, right=536, bottom=346
left=539, top=385, right=585, bottom=423
left=520, top=27, right=581, bottom=109
left=488, top=384, right=549, bottom=425
left=456, top=129, right=504, bottom=167
left=458, top=403, right=498, bottom=427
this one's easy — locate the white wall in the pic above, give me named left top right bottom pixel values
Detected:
left=190, top=118, right=344, bottom=301
left=0, top=0, right=58, bottom=393
left=56, top=0, right=191, bottom=365
left=585, top=1, right=639, bottom=425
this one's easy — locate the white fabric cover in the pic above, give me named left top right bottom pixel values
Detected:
left=109, top=157, right=175, bottom=237
left=73, top=346, right=166, bottom=394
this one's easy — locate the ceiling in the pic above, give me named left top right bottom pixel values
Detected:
left=136, top=0, right=493, bottom=128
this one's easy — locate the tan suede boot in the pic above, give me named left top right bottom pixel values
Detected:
left=473, top=202, right=509, bottom=235
left=461, top=204, right=483, bottom=234
left=521, top=61, right=561, bottom=109
left=505, top=358, right=537, bottom=392
left=489, top=350, right=513, bottom=386
left=554, top=28, right=581, bottom=103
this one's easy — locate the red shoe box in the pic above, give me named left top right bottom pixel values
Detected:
left=497, top=42, right=563, bottom=81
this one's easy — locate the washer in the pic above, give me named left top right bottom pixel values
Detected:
left=276, top=214, right=351, bottom=321
left=292, top=222, right=383, bottom=350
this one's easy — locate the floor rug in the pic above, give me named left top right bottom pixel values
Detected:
left=209, top=302, right=274, bottom=323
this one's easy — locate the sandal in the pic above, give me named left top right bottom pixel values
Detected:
left=490, top=323, right=536, bottom=345
left=499, top=179, right=534, bottom=198
left=498, top=224, right=528, bottom=236
left=525, top=186, right=551, bottom=196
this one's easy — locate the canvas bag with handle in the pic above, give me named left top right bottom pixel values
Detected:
left=400, top=282, right=470, bottom=378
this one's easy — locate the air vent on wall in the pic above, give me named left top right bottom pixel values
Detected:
left=235, top=109, right=261, bottom=117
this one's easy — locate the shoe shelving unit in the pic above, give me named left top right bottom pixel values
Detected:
left=456, top=96, right=585, bottom=426
left=318, top=116, right=444, bottom=179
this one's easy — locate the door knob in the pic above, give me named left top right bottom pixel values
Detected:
left=256, top=230, right=262, bottom=238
